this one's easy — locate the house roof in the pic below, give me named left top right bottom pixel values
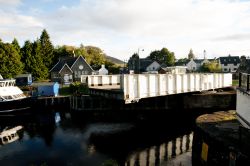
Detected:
left=218, top=56, right=240, bottom=65
left=175, top=60, right=189, bottom=66
left=50, top=56, right=77, bottom=72
left=50, top=55, right=93, bottom=72
left=139, top=58, right=154, bottom=71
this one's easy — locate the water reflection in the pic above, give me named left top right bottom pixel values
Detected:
left=125, top=132, right=193, bottom=166
left=0, top=110, right=195, bottom=166
left=0, top=126, right=23, bottom=146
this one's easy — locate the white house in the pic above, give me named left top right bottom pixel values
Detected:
left=185, top=59, right=209, bottom=72
left=98, top=65, right=108, bottom=75
left=186, top=59, right=198, bottom=71
left=146, top=61, right=161, bottom=72
left=218, top=55, right=240, bottom=73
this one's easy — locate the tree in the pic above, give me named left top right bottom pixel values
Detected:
left=161, top=48, right=175, bottom=66
left=148, top=50, right=162, bottom=63
left=148, top=47, right=175, bottom=66
left=32, top=40, right=49, bottom=80
left=128, top=53, right=140, bottom=73
left=40, top=29, right=54, bottom=69
left=12, top=38, right=21, bottom=55
left=200, top=60, right=221, bottom=73
left=0, top=40, right=23, bottom=78
left=188, top=49, right=195, bottom=59
left=21, top=40, right=48, bottom=80
left=21, top=40, right=33, bottom=72
left=85, top=46, right=105, bottom=70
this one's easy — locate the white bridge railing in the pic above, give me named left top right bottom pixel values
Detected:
left=82, top=73, right=232, bottom=103
left=81, top=75, right=120, bottom=86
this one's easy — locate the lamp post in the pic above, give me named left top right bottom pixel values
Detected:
left=137, top=48, right=144, bottom=74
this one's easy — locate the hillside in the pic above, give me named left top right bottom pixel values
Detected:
left=105, top=55, right=124, bottom=65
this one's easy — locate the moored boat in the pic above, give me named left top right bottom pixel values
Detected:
left=0, top=126, right=23, bottom=145
left=0, top=74, right=33, bottom=113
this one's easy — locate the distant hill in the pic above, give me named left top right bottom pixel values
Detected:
left=105, top=55, right=124, bottom=65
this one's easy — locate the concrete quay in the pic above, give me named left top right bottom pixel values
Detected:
left=192, top=111, right=250, bottom=166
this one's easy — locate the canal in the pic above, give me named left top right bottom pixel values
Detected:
left=0, top=109, right=200, bottom=166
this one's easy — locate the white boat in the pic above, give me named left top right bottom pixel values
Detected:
left=0, top=74, right=32, bottom=113
left=236, top=73, right=250, bottom=128
left=0, top=126, right=23, bottom=145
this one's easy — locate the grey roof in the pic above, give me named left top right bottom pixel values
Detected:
left=218, top=56, right=240, bottom=65
left=139, top=58, right=154, bottom=71
left=50, top=56, right=77, bottom=72
left=193, top=59, right=204, bottom=64
left=175, top=61, right=188, bottom=66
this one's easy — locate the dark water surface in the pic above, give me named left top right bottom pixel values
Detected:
left=0, top=109, right=195, bottom=166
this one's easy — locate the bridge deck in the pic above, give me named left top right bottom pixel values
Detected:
left=83, top=73, right=232, bottom=104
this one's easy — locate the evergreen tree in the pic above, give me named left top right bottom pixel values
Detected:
left=128, top=53, right=140, bottom=73
left=32, top=40, right=49, bottom=80
left=188, top=49, right=195, bottom=59
left=0, top=40, right=23, bottom=78
left=21, top=40, right=48, bottom=80
left=12, top=38, right=21, bottom=55
left=40, top=29, right=54, bottom=69
left=21, top=40, right=34, bottom=73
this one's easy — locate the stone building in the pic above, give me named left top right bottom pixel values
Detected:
left=50, top=55, right=93, bottom=84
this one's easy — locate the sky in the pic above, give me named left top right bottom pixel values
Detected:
left=1, top=0, right=250, bottom=61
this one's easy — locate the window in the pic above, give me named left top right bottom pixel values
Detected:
left=224, top=68, right=227, bottom=72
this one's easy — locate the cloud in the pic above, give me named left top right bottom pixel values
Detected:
left=213, top=33, right=250, bottom=41
left=1, top=0, right=250, bottom=59
left=0, top=0, right=21, bottom=6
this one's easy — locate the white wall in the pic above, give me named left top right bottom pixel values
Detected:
left=186, top=59, right=197, bottom=71
left=221, top=64, right=239, bottom=72
left=146, top=61, right=161, bottom=71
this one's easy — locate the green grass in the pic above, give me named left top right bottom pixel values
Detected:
left=232, top=79, right=239, bottom=86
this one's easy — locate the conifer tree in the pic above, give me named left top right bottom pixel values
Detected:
left=40, top=29, right=54, bottom=69
left=12, top=38, right=21, bottom=55
left=21, top=40, right=48, bottom=80
left=32, top=40, right=49, bottom=80
left=21, top=40, right=34, bottom=73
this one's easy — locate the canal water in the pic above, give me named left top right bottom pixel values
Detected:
left=0, top=109, right=197, bottom=166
